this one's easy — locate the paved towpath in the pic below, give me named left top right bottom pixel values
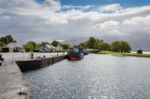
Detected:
left=0, top=61, right=34, bottom=99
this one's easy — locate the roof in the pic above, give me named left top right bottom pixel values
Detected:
left=45, top=44, right=55, bottom=49
left=36, top=44, right=56, bottom=50
left=3, top=42, right=22, bottom=48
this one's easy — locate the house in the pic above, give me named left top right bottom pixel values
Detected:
left=34, top=44, right=56, bottom=52
left=56, top=45, right=63, bottom=51
left=2, top=42, right=23, bottom=52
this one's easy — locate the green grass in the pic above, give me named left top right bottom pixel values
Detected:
left=99, top=51, right=150, bottom=58
left=99, top=51, right=122, bottom=55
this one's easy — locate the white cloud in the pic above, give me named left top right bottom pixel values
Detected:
left=123, top=15, right=150, bottom=26
left=91, top=20, right=125, bottom=36
left=119, top=6, right=150, bottom=15
left=98, top=3, right=122, bottom=12
left=0, top=0, right=150, bottom=49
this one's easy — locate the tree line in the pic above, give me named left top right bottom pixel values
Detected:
left=80, top=37, right=131, bottom=53
left=0, top=35, right=131, bottom=53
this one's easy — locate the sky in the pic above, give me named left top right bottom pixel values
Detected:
left=0, top=0, right=150, bottom=49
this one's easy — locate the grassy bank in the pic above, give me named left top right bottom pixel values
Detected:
left=86, top=49, right=99, bottom=53
left=99, top=51, right=150, bottom=58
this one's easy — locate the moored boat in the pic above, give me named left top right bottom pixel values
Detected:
left=67, top=46, right=84, bottom=60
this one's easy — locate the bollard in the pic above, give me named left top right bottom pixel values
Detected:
left=31, top=53, right=33, bottom=59
left=12, top=53, right=13, bottom=64
left=43, top=55, right=46, bottom=58
left=0, top=54, right=4, bottom=66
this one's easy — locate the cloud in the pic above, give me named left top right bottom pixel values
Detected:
left=62, top=5, right=94, bottom=11
left=0, top=1, right=150, bottom=49
left=90, top=20, right=126, bottom=36
left=123, top=15, right=150, bottom=26
left=98, top=3, right=122, bottom=12
left=42, top=0, right=61, bottom=11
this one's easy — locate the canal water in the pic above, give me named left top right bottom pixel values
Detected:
left=24, top=54, right=150, bottom=99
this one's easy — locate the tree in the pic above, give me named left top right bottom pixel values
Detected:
left=23, top=41, right=37, bottom=52
left=120, top=41, right=131, bottom=52
left=0, top=35, right=15, bottom=52
left=28, top=41, right=37, bottom=49
left=0, top=41, right=4, bottom=52
left=94, top=39, right=103, bottom=49
left=61, top=44, right=70, bottom=50
left=111, top=41, right=131, bottom=52
left=79, top=43, right=86, bottom=48
left=82, top=41, right=88, bottom=48
left=0, top=35, right=15, bottom=45
left=82, top=37, right=111, bottom=51
left=0, top=41, right=4, bottom=47
left=111, top=41, right=120, bottom=52
left=51, top=40, right=60, bottom=47
left=23, top=44, right=34, bottom=52
left=101, top=43, right=110, bottom=51
left=85, top=37, right=96, bottom=49
left=40, top=42, right=49, bottom=47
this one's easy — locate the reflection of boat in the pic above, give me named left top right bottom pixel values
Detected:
left=67, top=46, right=84, bottom=60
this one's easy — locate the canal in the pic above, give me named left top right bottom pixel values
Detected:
left=24, top=54, right=150, bottom=99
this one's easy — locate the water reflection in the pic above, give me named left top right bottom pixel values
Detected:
left=24, top=54, right=150, bottom=99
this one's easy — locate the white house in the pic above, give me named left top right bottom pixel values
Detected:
left=55, top=45, right=63, bottom=51
left=2, top=42, right=23, bottom=52
left=34, top=44, right=56, bottom=52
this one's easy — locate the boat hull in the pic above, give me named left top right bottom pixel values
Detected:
left=67, top=55, right=81, bottom=60
left=67, top=52, right=84, bottom=60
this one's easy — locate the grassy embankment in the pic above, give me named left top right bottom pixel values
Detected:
left=99, top=51, right=150, bottom=58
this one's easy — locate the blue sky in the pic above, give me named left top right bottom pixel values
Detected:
left=36, top=0, right=150, bottom=7
left=61, top=0, right=150, bottom=7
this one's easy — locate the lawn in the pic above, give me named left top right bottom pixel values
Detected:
left=99, top=51, right=150, bottom=58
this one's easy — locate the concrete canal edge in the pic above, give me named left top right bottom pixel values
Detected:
left=0, top=63, right=34, bottom=99
left=16, top=55, right=66, bottom=72
left=0, top=54, right=66, bottom=99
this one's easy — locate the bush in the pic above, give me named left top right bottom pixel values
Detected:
left=111, top=41, right=131, bottom=52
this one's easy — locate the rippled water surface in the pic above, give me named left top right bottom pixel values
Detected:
left=24, top=54, right=150, bottom=99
